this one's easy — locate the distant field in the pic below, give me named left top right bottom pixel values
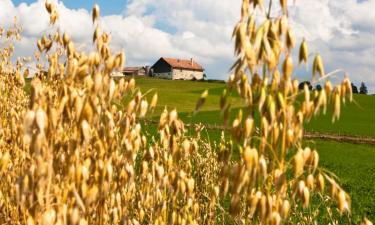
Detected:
left=135, top=77, right=243, bottom=113
left=313, top=140, right=375, bottom=222
left=135, top=77, right=375, bottom=137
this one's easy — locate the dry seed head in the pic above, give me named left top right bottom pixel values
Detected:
left=302, top=187, right=310, bottom=208
left=108, top=78, right=116, bottom=100
left=282, top=56, right=293, bottom=79
left=271, top=212, right=281, bottom=225
left=195, top=90, right=208, bottom=113
left=325, top=80, right=332, bottom=94
left=337, top=190, right=350, bottom=213
left=333, top=91, right=341, bottom=122
left=299, top=39, right=309, bottom=64
left=35, top=108, right=47, bottom=132
left=258, top=87, right=266, bottom=112
left=362, top=218, right=374, bottom=225
left=45, top=1, right=52, bottom=13
left=27, top=216, right=35, bottom=225
left=302, top=147, right=311, bottom=162
left=105, top=56, right=115, bottom=71
left=129, top=78, right=135, bottom=89
left=280, top=199, right=290, bottom=219
left=67, top=42, right=75, bottom=57
left=169, top=109, right=178, bottom=122
left=286, top=28, right=295, bottom=50
left=297, top=180, right=305, bottom=197
left=81, top=120, right=91, bottom=142
left=313, top=54, right=325, bottom=77
left=316, top=173, right=325, bottom=192
left=229, top=194, right=240, bottom=216
left=79, top=218, right=88, bottom=225
left=259, top=156, right=267, bottom=178
left=268, top=96, right=276, bottom=122
left=63, top=32, right=70, bottom=47
left=232, top=118, right=240, bottom=129
left=187, top=178, right=195, bottom=194
left=42, top=209, right=56, bottom=225
left=92, top=26, right=100, bottom=42
left=254, top=0, right=264, bottom=9
left=243, top=147, right=258, bottom=169
left=311, top=150, right=319, bottom=170
left=139, top=100, right=148, bottom=117
left=278, top=15, right=288, bottom=36
left=241, top=0, right=249, bottom=19
left=294, top=149, right=304, bottom=177
left=306, top=174, right=314, bottom=190
left=115, top=52, right=125, bottom=68
left=343, top=76, right=353, bottom=102
left=277, top=92, right=286, bottom=109
left=0, top=152, right=10, bottom=172
left=244, top=117, right=254, bottom=138
left=261, top=116, right=269, bottom=138
left=92, top=4, right=100, bottom=23
left=259, top=194, right=267, bottom=221
left=37, top=40, right=43, bottom=52
left=150, top=93, right=158, bottom=110
left=50, top=10, right=59, bottom=25
left=249, top=191, right=261, bottom=217
left=280, top=0, right=287, bottom=14
left=330, top=179, right=338, bottom=198
left=182, top=139, right=190, bottom=153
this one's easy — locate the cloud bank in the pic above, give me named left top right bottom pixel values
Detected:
left=1, top=0, right=374, bottom=92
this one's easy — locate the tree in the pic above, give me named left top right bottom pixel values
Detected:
left=360, top=82, right=368, bottom=95
left=298, top=81, right=312, bottom=91
left=351, top=83, right=358, bottom=94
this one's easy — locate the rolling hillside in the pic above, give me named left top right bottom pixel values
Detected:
left=136, top=77, right=375, bottom=137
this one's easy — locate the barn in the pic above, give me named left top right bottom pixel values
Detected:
left=151, top=57, right=205, bottom=80
left=122, top=66, right=149, bottom=76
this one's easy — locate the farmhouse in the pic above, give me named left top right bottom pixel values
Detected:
left=122, top=66, right=149, bottom=76
left=151, top=57, right=205, bottom=80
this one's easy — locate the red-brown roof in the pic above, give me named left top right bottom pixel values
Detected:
left=162, top=57, right=204, bottom=71
left=122, top=66, right=145, bottom=72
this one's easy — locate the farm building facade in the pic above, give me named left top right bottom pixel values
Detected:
left=122, top=66, right=149, bottom=76
left=151, top=57, right=204, bottom=80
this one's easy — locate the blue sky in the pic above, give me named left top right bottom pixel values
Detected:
left=12, top=0, right=129, bottom=15
left=11, top=0, right=175, bottom=34
left=4, top=0, right=375, bottom=92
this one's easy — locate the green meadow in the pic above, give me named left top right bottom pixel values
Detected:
left=136, top=77, right=375, bottom=136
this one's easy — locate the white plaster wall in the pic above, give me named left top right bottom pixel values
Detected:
left=172, top=69, right=204, bottom=80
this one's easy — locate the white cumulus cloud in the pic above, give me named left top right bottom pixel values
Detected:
left=0, top=0, right=374, bottom=92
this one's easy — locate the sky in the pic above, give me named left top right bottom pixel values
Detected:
left=2, top=0, right=375, bottom=93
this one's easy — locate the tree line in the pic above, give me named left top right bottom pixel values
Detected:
left=299, top=81, right=368, bottom=95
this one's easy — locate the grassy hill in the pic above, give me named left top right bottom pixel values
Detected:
left=136, top=77, right=375, bottom=137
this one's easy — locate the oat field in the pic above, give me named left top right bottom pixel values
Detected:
left=1, top=0, right=374, bottom=225
left=131, top=77, right=375, bottom=223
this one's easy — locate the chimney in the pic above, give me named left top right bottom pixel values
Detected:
left=190, top=58, right=194, bottom=66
